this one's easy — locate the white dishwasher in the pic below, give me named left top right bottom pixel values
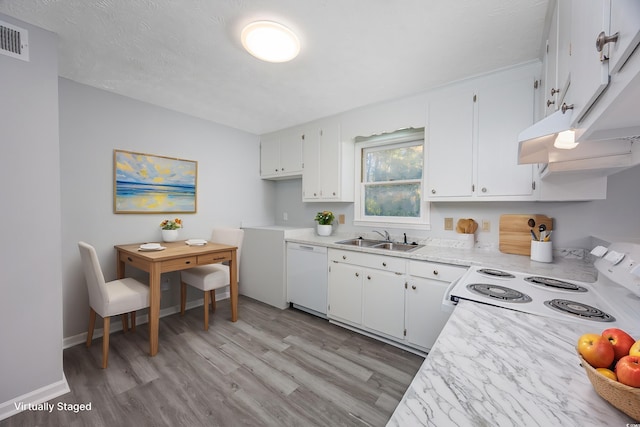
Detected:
left=286, top=243, right=328, bottom=318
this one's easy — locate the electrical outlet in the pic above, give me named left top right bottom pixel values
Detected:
left=482, top=220, right=491, bottom=232
left=444, top=217, right=453, bottom=230
left=338, top=214, right=345, bottom=224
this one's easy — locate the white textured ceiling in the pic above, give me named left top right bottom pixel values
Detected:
left=0, top=0, right=549, bottom=134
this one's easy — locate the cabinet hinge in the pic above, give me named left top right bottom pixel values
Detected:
left=534, top=80, right=539, bottom=89
left=472, top=184, right=475, bottom=192
left=328, top=265, right=331, bottom=272
left=404, top=282, right=408, bottom=289
left=532, top=181, right=536, bottom=190
left=320, top=129, right=323, bottom=137
left=403, top=329, right=407, bottom=337
left=301, top=134, right=305, bottom=140
left=473, top=94, right=477, bottom=102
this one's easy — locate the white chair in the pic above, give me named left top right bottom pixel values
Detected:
left=180, top=228, right=244, bottom=330
left=78, top=241, right=149, bottom=368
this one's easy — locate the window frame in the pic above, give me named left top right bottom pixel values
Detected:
left=353, top=129, right=430, bottom=229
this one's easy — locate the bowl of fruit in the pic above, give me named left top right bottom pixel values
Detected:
left=577, top=328, right=640, bottom=421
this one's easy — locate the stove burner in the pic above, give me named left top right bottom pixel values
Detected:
left=525, top=276, right=588, bottom=292
left=477, top=268, right=515, bottom=279
left=467, top=284, right=532, bottom=303
left=544, top=299, right=615, bottom=322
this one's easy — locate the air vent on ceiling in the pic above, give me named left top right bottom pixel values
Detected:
left=0, top=20, right=29, bottom=62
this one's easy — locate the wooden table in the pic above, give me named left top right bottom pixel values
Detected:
left=115, top=241, right=238, bottom=356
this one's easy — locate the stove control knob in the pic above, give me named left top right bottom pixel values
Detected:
left=604, top=250, right=625, bottom=265
left=590, top=245, right=608, bottom=258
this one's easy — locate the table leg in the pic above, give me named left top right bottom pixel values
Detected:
left=230, top=249, right=238, bottom=322
left=148, top=263, right=161, bottom=356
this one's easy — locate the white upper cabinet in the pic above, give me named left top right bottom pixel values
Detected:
left=260, top=128, right=303, bottom=180
left=543, top=0, right=572, bottom=116
left=427, top=63, right=537, bottom=201
left=426, top=88, right=474, bottom=198
left=302, top=119, right=354, bottom=202
left=607, top=0, right=640, bottom=74
left=568, top=1, right=611, bottom=125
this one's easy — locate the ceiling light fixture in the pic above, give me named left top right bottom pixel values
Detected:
left=554, top=129, right=579, bottom=149
left=241, top=21, right=300, bottom=63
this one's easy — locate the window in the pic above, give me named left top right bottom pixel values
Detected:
left=354, top=129, right=429, bottom=228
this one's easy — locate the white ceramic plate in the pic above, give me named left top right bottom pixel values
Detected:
left=186, top=239, right=207, bottom=246
left=139, top=243, right=163, bottom=250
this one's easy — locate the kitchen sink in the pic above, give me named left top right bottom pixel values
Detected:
left=335, top=238, right=424, bottom=252
left=371, top=242, right=424, bottom=252
left=334, top=238, right=381, bottom=247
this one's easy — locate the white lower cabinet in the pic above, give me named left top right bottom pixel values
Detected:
left=406, top=261, right=468, bottom=351
left=327, top=262, right=363, bottom=325
left=327, top=248, right=466, bottom=352
left=362, top=269, right=405, bottom=340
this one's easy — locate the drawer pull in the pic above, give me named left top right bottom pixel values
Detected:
left=433, top=270, right=439, bottom=275
left=355, top=272, right=359, bottom=277
left=412, top=285, right=417, bottom=290
left=185, top=261, right=191, bottom=264
left=127, top=257, right=133, bottom=262
left=382, top=262, right=387, bottom=267
left=213, top=257, right=226, bottom=261
left=367, top=275, right=371, bottom=280
left=343, top=255, right=347, bottom=260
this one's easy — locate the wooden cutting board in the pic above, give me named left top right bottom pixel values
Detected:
left=499, top=214, right=554, bottom=255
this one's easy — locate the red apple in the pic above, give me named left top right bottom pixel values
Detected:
left=577, top=333, right=615, bottom=368
left=615, top=355, right=640, bottom=387
left=629, top=340, right=640, bottom=357
left=602, top=328, right=636, bottom=361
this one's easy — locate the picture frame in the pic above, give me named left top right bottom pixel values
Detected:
left=113, top=149, right=197, bottom=214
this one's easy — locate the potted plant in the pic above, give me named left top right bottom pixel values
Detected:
left=160, top=218, right=182, bottom=242
left=314, top=211, right=335, bottom=236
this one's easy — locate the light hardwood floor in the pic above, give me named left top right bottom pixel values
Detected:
left=3, top=296, right=424, bottom=427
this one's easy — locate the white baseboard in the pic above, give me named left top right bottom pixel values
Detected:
left=0, top=375, right=70, bottom=421
left=63, top=291, right=230, bottom=349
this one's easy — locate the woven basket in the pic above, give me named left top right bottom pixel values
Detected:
left=578, top=352, right=640, bottom=421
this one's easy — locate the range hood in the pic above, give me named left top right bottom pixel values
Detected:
left=517, top=110, right=634, bottom=176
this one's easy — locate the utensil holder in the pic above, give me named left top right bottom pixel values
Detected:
left=530, top=240, right=552, bottom=263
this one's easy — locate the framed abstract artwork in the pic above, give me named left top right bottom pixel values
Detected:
left=113, top=149, right=197, bottom=213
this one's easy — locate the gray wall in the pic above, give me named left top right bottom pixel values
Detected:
left=58, top=78, right=274, bottom=339
left=272, top=164, right=640, bottom=248
left=0, top=14, right=65, bottom=407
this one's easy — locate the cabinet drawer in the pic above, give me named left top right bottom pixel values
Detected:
left=197, top=251, right=232, bottom=265
left=409, top=260, right=467, bottom=282
left=120, top=252, right=150, bottom=271
left=329, top=249, right=406, bottom=273
left=161, top=256, right=198, bottom=272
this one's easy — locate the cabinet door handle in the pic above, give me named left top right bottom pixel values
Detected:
left=367, top=275, right=371, bottom=280
left=550, top=88, right=560, bottom=96
left=431, top=189, right=436, bottom=194
left=342, top=255, right=347, bottom=260
left=481, top=187, right=487, bottom=193
left=433, top=270, right=439, bottom=276
left=561, top=103, right=574, bottom=114
left=412, top=285, right=417, bottom=290
left=355, top=272, right=359, bottom=277
left=546, top=99, right=555, bottom=108
left=596, top=31, right=619, bottom=53
left=382, top=262, right=387, bottom=267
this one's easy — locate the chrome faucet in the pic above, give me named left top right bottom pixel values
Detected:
left=373, top=230, right=391, bottom=241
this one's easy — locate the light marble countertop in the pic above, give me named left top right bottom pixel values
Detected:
left=284, top=229, right=597, bottom=282
left=387, top=300, right=635, bottom=426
